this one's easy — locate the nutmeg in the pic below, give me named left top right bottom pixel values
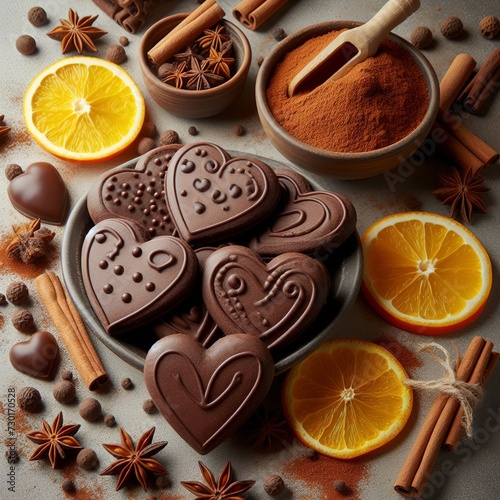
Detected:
left=106, top=44, right=126, bottom=65
left=441, top=16, right=464, bottom=39
left=16, top=35, right=37, bottom=55
left=5, top=164, right=23, bottom=181
left=76, top=448, right=98, bottom=470
left=263, top=475, right=285, bottom=496
left=143, top=398, right=157, bottom=414
left=141, top=121, right=157, bottom=138
left=28, top=6, right=48, bottom=27
left=160, top=129, right=179, bottom=145
left=52, top=380, right=76, bottom=404
left=61, top=479, right=75, bottom=492
left=11, top=310, right=36, bottom=333
left=137, top=137, right=155, bottom=155
left=410, top=26, right=433, bottom=49
left=6, top=281, right=29, bottom=306
left=17, top=386, right=42, bottom=412
left=79, top=397, right=102, bottom=421
left=479, top=16, right=500, bottom=39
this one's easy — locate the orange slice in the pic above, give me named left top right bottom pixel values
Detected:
left=24, top=56, right=145, bottom=162
left=361, top=212, right=492, bottom=335
left=283, top=339, right=412, bottom=459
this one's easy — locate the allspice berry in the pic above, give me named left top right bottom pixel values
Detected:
left=121, top=377, right=133, bottom=389
left=11, top=310, right=36, bottom=333
left=16, top=35, right=37, bottom=55
left=188, top=125, right=198, bottom=136
left=77, top=448, right=98, bottom=470
left=119, top=36, right=129, bottom=46
left=143, top=399, right=157, bottom=414
left=441, top=16, right=464, bottom=39
left=137, top=137, right=155, bottom=155
left=334, top=479, right=351, bottom=495
left=5, top=164, right=23, bottom=181
left=0, top=293, right=6, bottom=306
left=28, top=6, right=48, bottom=27
left=263, top=475, right=285, bottom=496
left=79, top=397, right=102, bottom=421
left=6, top=281, right=29, bottom=305
left=62, top=479, right=75, bottom=492
left=410, top=26, right=433, bottom=49
left=53, top=380, right=76, bottom=404
left=160, top=129, right=179, bottom=145
left=17, top=386, right=42, bottom=412
left=106, top=44, right=126, bottom=65
left=141, top=121, right=157, bottom=138
left=61, top=370, right=73, bottom=381
left=104, top=414, right=116, bottom=427
left=479, top=16, right=500, bottom=39
left=233, top=124, right=245, bottom=136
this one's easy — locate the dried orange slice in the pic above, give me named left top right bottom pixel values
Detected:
left=361, top=212, right=492, bottom=335
left=283, top=339, right=412, bottom=459
left=24, top=56, right=145, bottom=162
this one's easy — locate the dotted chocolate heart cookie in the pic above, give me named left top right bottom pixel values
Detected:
left=87, top=145, right=181, bottom=237
left=165, top=142, right=280, bottom=245
left=82, top=218, right=198, bottom=335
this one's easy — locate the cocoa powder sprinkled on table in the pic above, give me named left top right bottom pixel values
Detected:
left=374, top=335, right=422, bottom=373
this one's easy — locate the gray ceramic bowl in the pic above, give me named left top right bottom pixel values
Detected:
left=62, top=151, right=363, bottom=374
left=256, top=21, right=440, bottom=180
left=139, top=14, right=251, bottom=118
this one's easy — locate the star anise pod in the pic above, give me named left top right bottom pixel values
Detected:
left=433, top=166, right=489, bottom=224
left=26, top=412, right=82, bottom=469
left=47, top=8, right=107, bottom=54
left=162, top=61, right=189, bottom=89
left=0, top=114, right=10, bottom=139
left=173, top=45, right=205, bottom=68
left=181, top=461, right=255, bottom=500
left=203, top=46, right=235, bottom=79
left=186, top=57, right=225, bottom=90
left=100, top=427, right=168, bottom=492
left=197, top=24, right=231, bottom=51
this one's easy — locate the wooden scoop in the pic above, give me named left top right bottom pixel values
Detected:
left=288, top=0, right=421, bottom=97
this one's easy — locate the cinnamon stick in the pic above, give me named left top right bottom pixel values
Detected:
left=394, top=336, right=486, bottom=497
left=233, top=0, right=290, bottom=31
left=34, top=272, right=109, bottom=391
left=439, top=54, right=477, bottom=112
left=147, top=0, right=225, bottom=66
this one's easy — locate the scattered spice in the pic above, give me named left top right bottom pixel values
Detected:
left=0, top=115, right=10, bottom=139
left=62, top=478, right=75, bottom=492
left=5, top=164, right=23, bottom=181
left=233, top=124, right=246, bottom=136
left=263, top=474, right=285, bottom=496
left=104, top=414, right=116, bottom=427
left=28, top=6, right=48, bottom=27
left=137, top=137, right=156, bottom=155
left=305, top=447, right=319, bottom=460
left=120, top=377, right=133, bottom=390
left=17, top=386, right=42, bottom=412
left=141, top=121, right=157, bottom=138
left=243, top=405, right=292, bottom=452
left=273, top=28, right=287, bottom=41
left=6, top=218, right=55, bottom=265
left=16, top=35, right=37, bottom=55
left=156, top=474, right=171, bottom=488
left=181, top=461, right=255, bottom=499
left=143, top=398, right=157, bottom=414
left=6, top=281, right=29, bottom=305
left=106, top=43, right=126, bottom=64
left=433, top=166, right=488, bottom=224
left=160, top=129, right=179, bottom=145
left=119, top=36, right=129, bottom=46
left=441, top=16, right=464, bottom=39
left=11, top=310, right=36, bottom=333
left=374, top=335, right=423, bottom=373
left=79, top=397, right=102, bottom=421
left=26, top=412, right=82, bottom=469
left=47, top=8, right=107, bottom=54
left=100, top=427, right=168, bottom=491
left=61, top=370, right=73, bottom=381
left=53, top=380, right=76, bottom=404
left=479, top=16, right=500, bottom=39
left=77, top=448, right=98, bottom=470
left=333, top=479, right=351, bottom=495
left=410, top=26, right=433, bottom=49
left=188, top=125, right=199, bottom=136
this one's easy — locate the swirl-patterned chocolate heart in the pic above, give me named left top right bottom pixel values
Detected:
left=87, top=145, right=181, bottom=237
left=202, top=246, right=330, bottom=351
left=165, top=142, right=280, bottom=245
left=81, top=218, right=198, bottom=335
left=144, top=333, right=274, bottom=454
left=249, top=168, right=357, bottom=256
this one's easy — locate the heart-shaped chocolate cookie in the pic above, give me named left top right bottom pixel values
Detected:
left=82, top=218, right=198, bottom=335
left=249, top=168, right=357, bottom=256
left=144, top=333, right=274, bottom=454
left=166, top=142, right=280, bottom=245
left=202, top=246, right=330, bottom=351
left=87, top=145, right=181, bottom=238
left=7, top=162, right=69, bottom=225
left=9, top=331, right=59, bottom=380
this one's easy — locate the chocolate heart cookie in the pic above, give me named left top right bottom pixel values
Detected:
left=7, top=162, right=69, bottom=225
left=81, top=218, right=198, bottom=335
left=87, top=145, right=181, bottom=237
left=202, top=246, right=330, bottom=350
left=144, top=333, right=274, bottom=454
left=249, top=168, right=357, bottom=256
left=165, top=142, right=280, bottom=245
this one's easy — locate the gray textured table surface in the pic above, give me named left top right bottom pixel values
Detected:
left=1, top=1, right=499, bottom=499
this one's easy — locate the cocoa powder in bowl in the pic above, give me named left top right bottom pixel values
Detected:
left=266, top=29, right=429, bottom=153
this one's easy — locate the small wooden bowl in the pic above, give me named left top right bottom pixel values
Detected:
left=255, top=21, right=439, bottom=180
left=139, top=13, right=251, bottom=118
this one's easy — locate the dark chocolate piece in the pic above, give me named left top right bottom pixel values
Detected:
left=81, top=218, right=198, bottom=335
left=153, top=246, right=222, bottom=347
left=9, top=331, right=59, bottom=380
left=7, top=162, right=69, bottom=225
left=87, top=145, right=181, bottom=238
left=249, top=168, right=357, bottom=256
left=144, top=333, right=274, bottom=454
left=202, top=246, right=330, bottom=351
left=165, top=142, right=280, bottom=245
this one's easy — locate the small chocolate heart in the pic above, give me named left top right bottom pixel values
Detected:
left=87, top=145, right=181, bottom=238
left=249, top=168, right=357, bottom=256
left=202, top=246, right=330, bottom=350
left=166, top=142, right=280, bottom=245
left=9, top=331, right=59, bottom=380
left=144, top=333, right=274, bottom=454
left=7, top=162, right=69, bottom=225
left=82, top=218, right=198, bottom=335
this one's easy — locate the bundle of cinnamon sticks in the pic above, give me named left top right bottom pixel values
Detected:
left=395, top=336, right=498, bottom=497
left=233, top=0, right=290, bottom=30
